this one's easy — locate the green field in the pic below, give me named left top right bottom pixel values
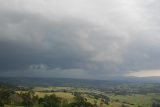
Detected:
left=1, top=82, right=160, bottom=107
left=14, top=86, right=160, bottom=107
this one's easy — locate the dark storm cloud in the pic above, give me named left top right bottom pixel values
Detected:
left=122, top=37, right=160, bottom=71
left=0, top=9, right=125, bottom=78
left=0, top=10, right=93, bottom=70
left=1, top=0, right=160, bottom=78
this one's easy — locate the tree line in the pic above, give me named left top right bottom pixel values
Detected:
left=0, top=86, right=104, bottom=107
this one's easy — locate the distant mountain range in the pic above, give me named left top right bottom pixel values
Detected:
left=0, top=76, right=160, bottom=88
left=109, top=76, right=160, bottom=83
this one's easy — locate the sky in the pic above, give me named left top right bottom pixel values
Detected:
left=0, top=0, right=160, bottom=79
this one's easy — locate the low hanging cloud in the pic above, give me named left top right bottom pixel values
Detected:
left=126, top=69, right=160, bottom=77
left=0, top=0, right=160, bottom=79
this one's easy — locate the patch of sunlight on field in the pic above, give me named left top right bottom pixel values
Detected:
left=108, top=94, right=157, bottom=107
left=73, top=88, right=103, bottom=94
left=16, top=91, right=27, bottom=94
left=35, top=92, right=53, bottom=97
left=53, top=87, right=73, bottom=90
left=4, top=105, right=24, bottom=107
left=33, top=87, right=52, bottom=91
left=54, top=92, right=74, bottom=101
left=108, top=101, right=136, bottom=107
left=33, top=86, right=73, bottom=91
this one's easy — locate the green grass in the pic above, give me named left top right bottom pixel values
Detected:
left=16, top=86, right=160, bottom=107
left=108, top=94, right=160, bottom=107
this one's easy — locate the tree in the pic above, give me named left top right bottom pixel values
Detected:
left=152, top=102, right=160, bottom=107
left=0, top=88, right=14, bottom=107
left=69, top=95, right=95, bottom=107
left=20, top=91, right=36, bottom=107
left=39, top=94, right=61, bottom=107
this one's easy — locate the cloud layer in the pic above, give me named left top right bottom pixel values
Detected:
left=0, top=0, right=160, bottom=79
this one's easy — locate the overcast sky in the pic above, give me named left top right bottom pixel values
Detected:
left=0, top=0, right=160, bottom=79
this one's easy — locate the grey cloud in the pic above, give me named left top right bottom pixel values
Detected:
left=0, top=9, right=127, bottom=78
left=122, top=38, right=160, bottom=72
left=0, top=0, right=160, bottom=79
left=0, top=11, right=92, bottom=69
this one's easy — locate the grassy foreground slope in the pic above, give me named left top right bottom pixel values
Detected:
left=29, top=86, right=160, bottom=107
left=1, top=78, right=160, bottom=107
